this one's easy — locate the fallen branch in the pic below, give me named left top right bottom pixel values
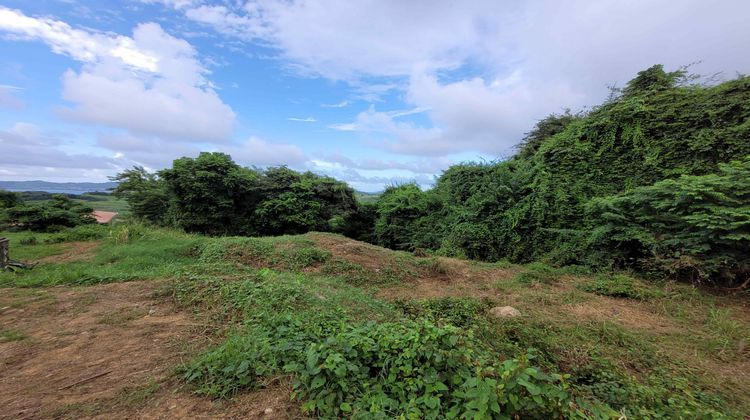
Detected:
left=726, top=277, right=750, bottom=292
left=58, top=370, right=112, bottom=390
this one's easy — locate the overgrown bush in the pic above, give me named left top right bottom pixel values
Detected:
left=113, top=153, right=360, bottom=237
left=585, top=158, right=750, bottom=286
left=367, top=66, right=750, bottom=286
left=1, top=195, right=96, bottom=232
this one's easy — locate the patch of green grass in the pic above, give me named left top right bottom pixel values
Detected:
left=514, top=262, right=560, bottom=285
left=0, top=225, right=204, bottom=287
left=75, top=194, right=131, bottom=215
left=199, top=235, right=330, bottom=270
left=0, top=328, right=27, bottom=341
left=393, top=296, right=494, bottom=327
left=178, top=269, right=594, bottom=418
left=581, top=274, right=663, bottom=300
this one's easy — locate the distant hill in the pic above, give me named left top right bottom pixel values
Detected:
left=0, top=181, right=118, bottom=195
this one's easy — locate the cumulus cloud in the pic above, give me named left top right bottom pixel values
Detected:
left=221, top=136, right=309, bottom=167
left=153, top=0, right=750, bottom=157
left=0, top=123, right=123, bottom=179
left=0, top=7, right=235, bottom=143
left=95, top=133, right=310, bottom=170
left=0, top=7, right=158, bottom=71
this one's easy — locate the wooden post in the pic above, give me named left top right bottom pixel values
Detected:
left=0, top=238, right=8, bottom=268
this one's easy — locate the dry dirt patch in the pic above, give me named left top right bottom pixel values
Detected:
left=565, top=297, right=680, bottom=333
left=36, top=241, right=101, bottom=264
left=0, top=281, right=298, bottom=419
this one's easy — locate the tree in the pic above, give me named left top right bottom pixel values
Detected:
left=159, top=152, right=260, bottom=235
left=0, top=189, right=22, bottom=209
left=2, top=195, right=95, bottom=231
left=254, top=167, right=357, bottom=235
left=110, top=167, right=171, bottom=225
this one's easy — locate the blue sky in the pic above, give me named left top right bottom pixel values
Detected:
left=1, top=0, right=749, bottom=191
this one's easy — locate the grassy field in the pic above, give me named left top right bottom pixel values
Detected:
left=1, top=224, right=748, bottom=418
left=76, top=194, right=130, bottom=215
left=16, top=191, right=130, bottom=216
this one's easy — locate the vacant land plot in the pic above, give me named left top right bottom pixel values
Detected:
left=1, top=226, right=748, bottom=418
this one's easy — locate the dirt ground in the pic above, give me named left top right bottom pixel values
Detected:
left=0, top=281, right=300, bottom=419
left=36, top=242, right=101, bottom=264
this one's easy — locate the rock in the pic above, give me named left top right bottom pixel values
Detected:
left=264, top=408, right=274, bottom=415
left=489, top=306, right=521, bottom=318
left=148, top=309, right=156, bottom=315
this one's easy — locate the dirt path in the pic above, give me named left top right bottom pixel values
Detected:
left=0, top=281, right=299, bottom=419
left=36, top=241, right=101, bottom=264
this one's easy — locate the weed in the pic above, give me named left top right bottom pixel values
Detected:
left=393, top=296, right=493, bottom=327
left=19, top=236, right=38, bottom=245
left=0, top=328, right=27, bottom=342
left=514, top=262, right=560, bottom=285
left=582, top=274, right=663, bottom=300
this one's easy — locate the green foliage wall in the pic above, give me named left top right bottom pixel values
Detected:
left=372, top=66, right=750, bottom=285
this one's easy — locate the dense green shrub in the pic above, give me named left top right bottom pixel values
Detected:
left=369, top=66, right=750, bottom=285
left=1, top=195, right=96, bottom=231
left=0, top=189, right=22, bottom=209
left=585, top=159, right=750, bottom=285
left=113, top=153, right=360, bottom=237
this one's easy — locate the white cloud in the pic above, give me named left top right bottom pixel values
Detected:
left=223, top=136, right=308, bottom=167
left=154, top=0, right=750, bottom=158
left=318, top=153, right=451, bottom=174
left=287, top=117, right=317, bottom=122
left=0, top=8, right=235, bottom=143
left=0, top=7, right=158, bottom=72
left=0, top=122, right=121, bottom=171
left=321, top=100, right=349, bottom=108
left=140, top=0, right=202, bottom=10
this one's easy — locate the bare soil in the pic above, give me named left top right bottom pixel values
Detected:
left=36, top=242, right=101, bottom=264
left=0, top=281, right=299, bottom=419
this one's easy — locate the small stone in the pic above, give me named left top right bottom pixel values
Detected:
left=148, top=309, right=156, bottom=315
left=264, top=408, right=274, bottom=414
left=489, top=306, right=521, bottom=318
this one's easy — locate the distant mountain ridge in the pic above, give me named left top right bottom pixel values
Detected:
left=0, top=180, right=118, bottom=195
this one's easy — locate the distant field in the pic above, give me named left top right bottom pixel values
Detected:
left=354, top=191, right=380, bottom=204
left=12, top=191, right=130, bottom=216
left=75, top=194, right=130, bottom=215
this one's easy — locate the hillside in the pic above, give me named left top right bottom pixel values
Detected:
left=1, top=224, right=748, bottom=418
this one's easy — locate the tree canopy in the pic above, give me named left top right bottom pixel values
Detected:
left=113, top=152, right=359, bottom=237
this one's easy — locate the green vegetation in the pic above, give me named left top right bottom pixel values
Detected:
left=367, top=66, right=750, bottom=286
left=581, top=274, right=663, bottom=300
left=2, top=223, right=747, bottom=417
left=2, top=65, right=748, bottom=418
left=0, top=328, right=27, bottom=341
left=0, top=193, right=96, bottom=232
left=112, top=153, right=359, bottom=236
